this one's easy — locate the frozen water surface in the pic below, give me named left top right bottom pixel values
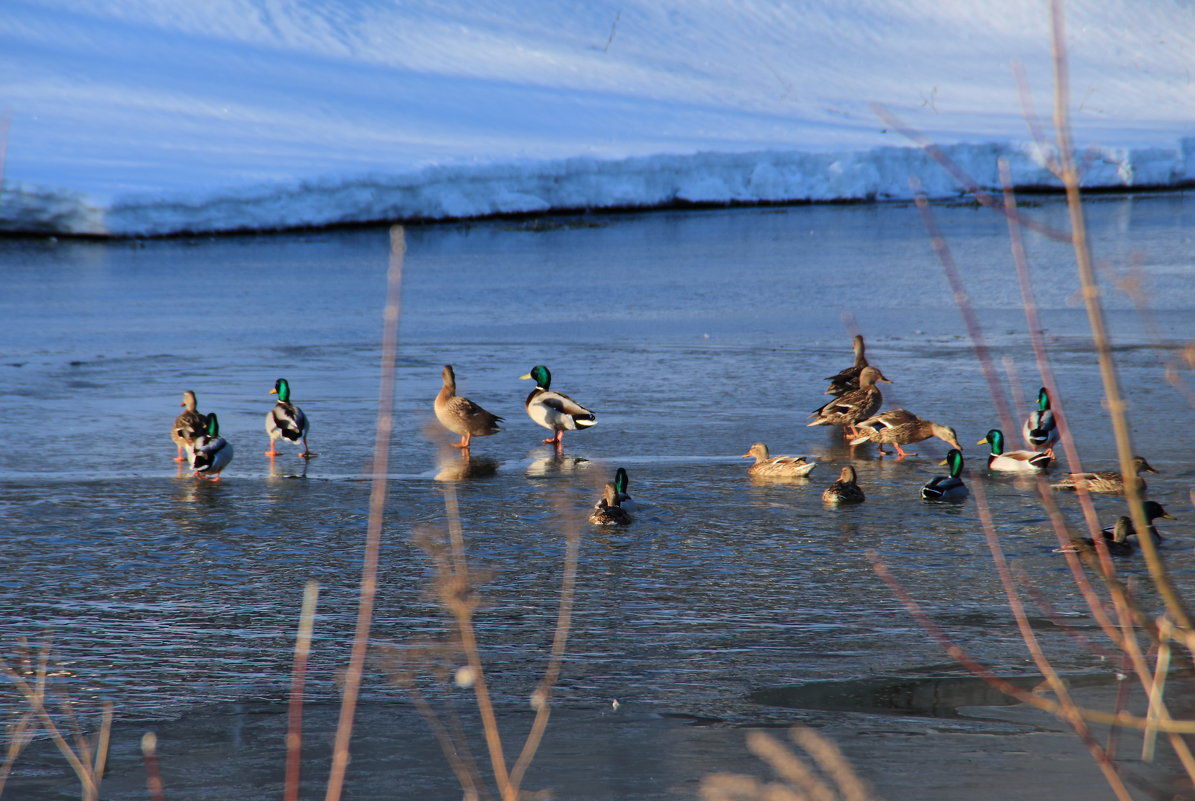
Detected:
left=2, top=196, right=1195, bottom=798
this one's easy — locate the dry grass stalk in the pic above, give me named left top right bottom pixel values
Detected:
left=1045, top=0, right=1191, bottom=634
left=698, top=727, right=879, bottom=801
left=394, top=484, right=582, bottom=801
left=284, top=579, right=320, bottom=801
left=864, top=2, right=1195, bottom=794
left=972, top=479, right=1132, bottom=799
left=141, top=732, right=166, bottom=801
left=0, top=638, right=112, bottom=801
left=324, top=225, right=405, bottom=801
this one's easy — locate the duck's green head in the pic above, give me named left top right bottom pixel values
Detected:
left=944, top=448, right=964, bottom=478
left=205, top=412, right=221, bottom=437
left=978, top=429, right=1004, bottom=455
left=1036, top=387, right=1051, bottom=411
left=519, top=365, right=551, bottom=389
left=1142, top=500, right=1174, bottom=521
left=614, top=467, right=629, bottom=494
left=271, top=378, right=291, bottom=402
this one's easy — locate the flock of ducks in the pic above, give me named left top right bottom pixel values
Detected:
left=170, top=341, right=1175, bottom=551
left=170, top=378, right=312, bottom=480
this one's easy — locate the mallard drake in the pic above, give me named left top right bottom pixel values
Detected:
left=266, top=378, right=312, bottom=458
left=1050, top=456, right=1157, bottom=493
left=1101, top=500, right=1174, bottom=543
left=613, top=467, right=638, bottom=511
left=434, top=365, right=503, bottom=449
left=589, top=481, right=632, bottom=526
left=808, top=366, right=891, bottom=438
left=921, top=448, right=968, bottom=501
left=822, top=465, right=865, bottom=505
left=850, top=409, right=961, bottom=458
left=520, top=365, right=596, bottom=448
left=1022, top=387, right=1059, bottom=456
left=189, top=412, right=234, bottom=480
left=824, top=334, right=868, bottom=396
left=172, top=390, right=205, bottom=462
left=742, top=442, right=816, bottom=478
left=977, top=429, right=1052, bottom=472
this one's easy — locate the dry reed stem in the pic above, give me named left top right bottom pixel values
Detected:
left=0, top=710, right=34, bottom=793
left=0, top=648, right=101, bottom=800
left=509, top=496, right=581, bottom=792
left=440, top=484, right=514, bottom=798
left=1046, top=0, right=1191, bottom=634
left=972, top=480, right=1132, bottom=800
left=997, top=159, right=1108, bottom=541
left=1107, top=255, right=1195, bottom=409
left=910, top=184, right=1016, bottom=433
left=747, top=731, right=836, bottom=801
left=284, top=580, right=319, bottom=801
left=1010, top=62, right=1060, bottom=175
left=788, top=728, right=875, bottom=801
left=699, top=728, right=878, bottom=801
left=92, top=702, right=112, bottom=796
left=141, top=732, right=166, bottom=801
left=324, top=225, right=405, bottom=801
left=411, top=683, right=488, bottom=801
left=873, top=102, right=1069, bottom=243
left=869, top=553, right=1195, bottom=733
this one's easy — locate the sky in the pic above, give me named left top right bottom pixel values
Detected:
left=1, top=0, right=1193, bottom=236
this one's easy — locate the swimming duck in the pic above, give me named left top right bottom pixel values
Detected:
left=822, top=465, right=865, bottom=505
left=1050, top=456, right=1157, bottom=493
left=1101, top=500, right=1174, bottom=543
left=172, top=390, right=205, bottom=462
left=808, top=366, right=891, bottom=438
left=977, top=429, right=1052, bottom=472
left=1066, top=517, right=1135, bottom=557
left=266, top=378, right=312, bottom=458
left=434, top=365, right=503, bottom=449
left=613, top=467, right=638, bottom=511
left=589, top=481, right=632, bottom=526
left=520, top=365, right=597, bottom=448
left=190, top=412, right=234, bottom=480
left=742, top=442, right=816, bottom=478
left=850, top=409, right=961, bottom=458
left=824, top=334, right=868, bottom=396
left=1022, top=387, right=1059, bottom=457
left=921, top=449, right=969, bottom=501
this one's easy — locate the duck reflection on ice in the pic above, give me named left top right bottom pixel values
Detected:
left=524, top=452, right=592, bottom=478
left=435, top=451, right=499, bottom=482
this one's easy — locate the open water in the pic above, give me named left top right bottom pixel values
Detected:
left=2, top=194, right=1195, bottom=799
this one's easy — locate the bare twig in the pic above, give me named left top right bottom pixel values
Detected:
left=510, top=498, right=582, bottom=791
left=142, top=732, right=166, bottom=801
left=1046, top=0, right=1191, bottom=633
left=285, top=580, right=320, bottom=801
left=324, top=226, right=405, bottom=801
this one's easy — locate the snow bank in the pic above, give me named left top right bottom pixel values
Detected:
left=2, top=0, right=1192, bottom=237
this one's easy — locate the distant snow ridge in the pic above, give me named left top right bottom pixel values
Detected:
left=4, top=138, right=1193, bottom=238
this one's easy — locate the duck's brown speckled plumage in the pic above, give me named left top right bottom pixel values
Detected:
left=809, top=366, right=891, bottom=437
left=434, top=365, right=503, bottom=449
left=742, top=442, right=816, bottom=478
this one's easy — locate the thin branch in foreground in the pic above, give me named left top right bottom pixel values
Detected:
left=971, top=480, right=1131, bottom=800
left=1045, top=0, right=1192, bottom=635
left=324, top=225, right=405, bottom=801
left=911, top=182, right=1016, bottom=434
left=284, top=580, right=320, bottom=801
left=141, top=732, right=166, bottom=801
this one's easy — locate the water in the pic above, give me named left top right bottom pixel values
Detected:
left=2, top=194, right=1195, bottom=799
